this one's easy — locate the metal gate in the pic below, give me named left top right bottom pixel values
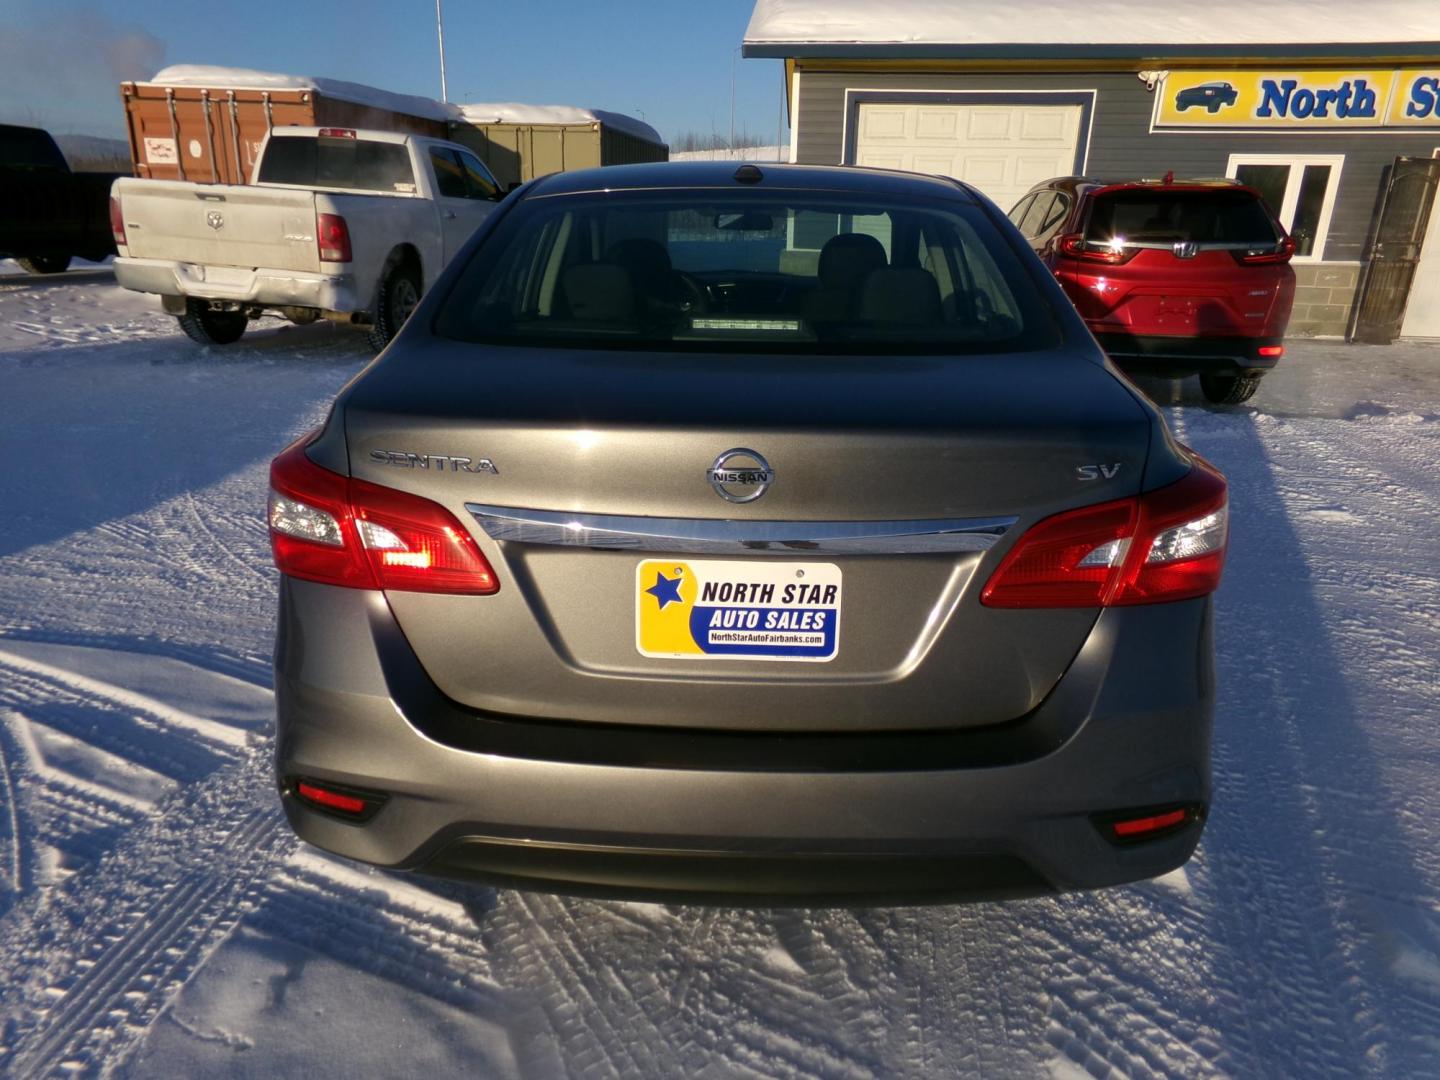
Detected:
left=1351, top=156, right=1440, bottom=344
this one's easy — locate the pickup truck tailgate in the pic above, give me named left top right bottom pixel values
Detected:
left=115, top=178, right=322, bottom=273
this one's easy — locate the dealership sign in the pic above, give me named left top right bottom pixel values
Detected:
left=1155, top=70, right=1440, bottom=130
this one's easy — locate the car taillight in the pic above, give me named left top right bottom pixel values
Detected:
left=981, top=459, right=1228, bottom=608
left=268, top=438, right=498, bottom=594
left=1258, top=345, right=1284, bottom=358
left=1054, top=232, right=1138, bottom=265
left=1233, top=236, right=1296, bottom=265
left=109, top=193, right=126, bottom=246
left=317, top=212, right=352, bottom=262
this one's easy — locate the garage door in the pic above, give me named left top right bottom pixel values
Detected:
left=853, top=101, right=1084, bottom=213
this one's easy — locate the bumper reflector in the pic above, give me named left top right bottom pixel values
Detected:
left=1258, top=345, right=1284, bottom=358
left=1111, top=807, right=1191, bottom=840
left=295, top=780, right=373, bottom=818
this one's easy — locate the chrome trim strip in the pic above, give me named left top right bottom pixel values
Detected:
left=466, top=504, right=1016, bottom=556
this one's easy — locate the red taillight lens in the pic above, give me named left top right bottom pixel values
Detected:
left=981, top=459, right=1228, bottom=609
left=1258, top=345, right=1284, bottom=358
left=350, top=477, right=499, bottom=593
left=1233, top=235, right=1296, bottom=265
left=317, top=128, right=357, bottom=140
left=1055, top=232, right=1138, bottom=265
left=267, top=438, right=498, bottom=594
left=109, top=193, right=126, bottom=246
left=317, top=212, right=352, bottom=262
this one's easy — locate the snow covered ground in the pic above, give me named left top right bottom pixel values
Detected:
left=0, top=259, right=1438, bottom=1078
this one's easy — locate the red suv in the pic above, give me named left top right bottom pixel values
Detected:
left=1009, top=178, right=1296, bottom=404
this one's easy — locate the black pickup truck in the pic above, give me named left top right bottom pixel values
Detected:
left=0, top=124, right=123, bottom=274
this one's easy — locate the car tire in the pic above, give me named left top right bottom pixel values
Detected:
left=17, top=255, right=71, bottom=274
left=1199, top=372, right=1262, bottom=405
left=177, top=299, right=248, bottom=345
left=366, top=261, right=421, bottom=351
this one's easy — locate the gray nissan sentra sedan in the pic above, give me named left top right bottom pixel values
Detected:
left=268, top=162, right=1227, bottom=905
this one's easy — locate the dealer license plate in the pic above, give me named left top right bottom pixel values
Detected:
left=635, top=559, right=841, bottom=662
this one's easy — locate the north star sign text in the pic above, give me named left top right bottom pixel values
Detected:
left=1256, top=78, right=1378, bottom=119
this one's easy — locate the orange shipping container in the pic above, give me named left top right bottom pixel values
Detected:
left=120, top=66, right=451, bottom=185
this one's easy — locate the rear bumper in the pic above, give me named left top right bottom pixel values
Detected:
left=112, top=255, right=362, bottom=313
left=1095, top=332, right=1283, bottom=377
left=274, top=579, right=1213, bottom=905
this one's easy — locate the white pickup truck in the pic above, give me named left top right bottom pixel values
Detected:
left=111, top=126, right=503, bottom=348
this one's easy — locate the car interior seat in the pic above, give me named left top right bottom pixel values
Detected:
left=858, top=267, right=942, bottom=325
left=802, top=233, right=888, bottom=323
left=555, top=264, right=637, bottom=324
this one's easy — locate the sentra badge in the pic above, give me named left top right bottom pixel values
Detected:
left=370, top=449, right=498, bottom=475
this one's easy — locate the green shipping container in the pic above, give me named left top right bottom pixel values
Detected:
left=449, top=105, right=667, bottom=188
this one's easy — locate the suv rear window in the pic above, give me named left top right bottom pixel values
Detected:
left=257, top=136, right=415, bottom=194
left=1085, top=189, right=1280, bottom=246
left=434, top=191, right=1059, bottom=354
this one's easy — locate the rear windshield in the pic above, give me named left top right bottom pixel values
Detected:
left=257, top=136, right=415, bottom=194
left=434, top=191, right=1059, bottom=354
left=1085, top=189, right=1280, bottom=246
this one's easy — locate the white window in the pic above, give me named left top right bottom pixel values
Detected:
left=1225, top=154, right=1344, bottom=262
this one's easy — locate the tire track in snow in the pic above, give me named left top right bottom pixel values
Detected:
left=0, top=710, right=35, bottom=898
left=0, top=754, right=288, bottom=1077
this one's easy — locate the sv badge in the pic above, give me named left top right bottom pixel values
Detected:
left=1076, top=463, right=1123, bottom=481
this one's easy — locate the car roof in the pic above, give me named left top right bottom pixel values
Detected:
left=523, top=161, right=979, bottom=202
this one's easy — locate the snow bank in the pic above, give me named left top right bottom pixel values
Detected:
left=454, top=103, right=662, bottom=145
left=744, top=0, right=1440, bottom=48
left=670, top=145, right=786, bottom=163
left=145, top=66, right=663, bottom=145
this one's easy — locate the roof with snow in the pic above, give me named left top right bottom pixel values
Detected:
left=143, top=66, right=663, bottom=146
left=743, top=0, right=1440, bottom=59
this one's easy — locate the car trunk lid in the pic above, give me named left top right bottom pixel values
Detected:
left=337, top=339, right=1154, bottom=733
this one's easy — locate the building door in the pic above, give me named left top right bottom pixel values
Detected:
left=1400, top=151, right=1440, bottom=339
left=1351, top=156, right=1440, bottom=344
left=853, top=102, right=1083, bottom=212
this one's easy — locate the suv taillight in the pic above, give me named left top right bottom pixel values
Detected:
left=1233, top=236, right=1296, bottom=265
left=109, top=193, right=126, bottom=247
left=1055, top=232, right=1138, bottom=265
left=268, top=438, right=499, bottom=594
left=981, top=459, right=1228, bottom=608
left=317, top=212, right=352, bottom=262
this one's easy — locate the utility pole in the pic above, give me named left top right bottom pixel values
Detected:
left=436, top=0, right=450, bottom=103
left=729, top=46, right=739, bottom=151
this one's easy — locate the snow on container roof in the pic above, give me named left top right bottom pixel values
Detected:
left=743, top=0, right=1440, bottom=58
left=454, top=103, right=663, bottom=146
left=142, top=67, right=664, bottom=147
left=144, top=65, right=456, bottom=123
